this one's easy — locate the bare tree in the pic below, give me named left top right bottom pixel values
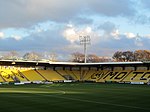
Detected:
left=113, top=50, right=150, bottom=62
left=23, top=52, right=41, bottom=61
left=122, top=51, right=134, bottom=61
left=113, top=51, right=135, bottom=62
left=112, top=51, right=123, bottom=61
left=71, top=53, right=109, bottom=63
left=134, top=50, right=150, bottom=61
left=3, top=51, right=19, bottom=60
left=71, top=52, right=85, bottom=62
left=49, top=52, right=57, bottom=62
left=88, top=54, right=100, bottom=62
left=42, top=52, right=57, bottom=61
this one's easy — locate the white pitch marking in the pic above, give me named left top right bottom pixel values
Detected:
left=35, top=93, right=150, bottom=111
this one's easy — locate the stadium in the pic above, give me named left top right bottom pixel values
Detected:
left=0, top=60, right=150, bottom=112
left=1, top=0, right=150, bottom=112
left=1, top=60, right=150, bottom=84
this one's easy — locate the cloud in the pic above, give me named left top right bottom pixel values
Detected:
left=71, top=17, right=93, bottom=25
left=0, top=0, right=149, bottom=58
left=94, top=35, right=145, bottom=53
left=87, top=0, right=135, bottom=17
left=145, top=34, right=150, bottom=38
left=134, top=37, right=143, bottom=47
left=140, top=0, right=150, bottom=10
left=130, top=0, right=150, bottom=25
left=125, top=32, right=136, bottom=39
left=0, top=32, right=4, bottom=38
left=63, top=25, right=100, bottom=44
left=11, top=35, right=22, bottom=41
left=0, top=0, right=82, bottom=28
left=0, top=0, right=136, bottom=29
left=0, top=28, right=69, bottom=52
left=0, top=25, right=150, bottom=57
left=124, top=33, right=143, bottom=47
left=111, top=29, right=120, bottom=39
left=133, top=14, right=150, bottom=25
left=63, top=26, right=78, bottom=43
left=98, top=21, right=121, bottom=40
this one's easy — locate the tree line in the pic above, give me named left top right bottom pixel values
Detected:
left=112, top=50, right=150, bottom=62
left=72, top=50, right=150, bottom=62
left=71, top=52, right=111, bottom=63
left=0, top=50, right=150, bottom=62
left=0, top=51, right=57, bottom=61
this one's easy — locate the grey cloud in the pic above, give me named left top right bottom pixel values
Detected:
left=88, top=0, right=136, bottom=17
left=0, top=30, right=150, bottom=57
left=140, top=0, right=150, bottom=10
left=98, top=21, right=116, bottom=33
left=0, top=29, right=69, bottom=52
left=0, top=0, right=136, bottom=29
left=94, top=34, right=150, bottom=54
left=134, top=15, right=150, bottom=24
left=98, top=21, right=119, bottom=40
left=61, top=34, right=150, bottom=56
left=129, top=14, right=150, bottom=25
left=71, top=17, right=93, bottom=25
left=129, top=0, right=150, bottom=25
left=0, top=0, right=82, bottom=28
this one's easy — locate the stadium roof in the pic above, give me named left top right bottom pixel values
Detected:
left=0, top=60, right=146, bottom=67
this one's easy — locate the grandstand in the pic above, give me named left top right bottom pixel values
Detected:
left=0, top=60, right=150, bottom=85
left=1, top=60, right=150, bottom=112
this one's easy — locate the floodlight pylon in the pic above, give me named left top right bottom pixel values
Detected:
left=79, top=35, right=91, bottom=63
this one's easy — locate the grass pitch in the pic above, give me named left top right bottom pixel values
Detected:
left=0, top=83, right=150, bottom=112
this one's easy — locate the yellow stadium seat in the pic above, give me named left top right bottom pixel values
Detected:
left=37, top=70, right=65, bottom=81
left=20, top=69, right=45, bottom=81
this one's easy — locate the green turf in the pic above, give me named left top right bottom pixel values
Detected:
left=0, top=83, right=150, bottom=112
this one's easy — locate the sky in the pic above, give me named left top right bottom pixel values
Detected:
left=1, top=0, right=150, bottom=58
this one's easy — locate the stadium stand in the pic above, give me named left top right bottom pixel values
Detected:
left=95, top=70, right=132, bottom=83
left=83, top=69, right=100, bottom=81
left=11, top=70, right=28, bottom=81
left=0, top=69, right=14, bottom=82
left=19, top=69, right=45, bottom=81
left=65, top=70, right=79, bottom=80
left=0, top=67, right=150, bottom=84
left=56, top=70, right=74, bottom=80
left=0, top=76, right=4, bottom=82
left=123, top=70, right=150, bottom=83
left=37, top=69, right=65, bottom=81
left=72, top=70, right=81, bottom=80
left=0, top=61, right=150, bottom=85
